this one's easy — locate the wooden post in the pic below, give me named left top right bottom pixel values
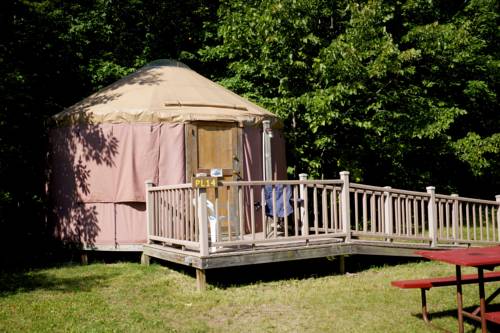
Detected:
left=196, top=268, right=206, bottom=291
left=451, top=194, right=459, bottom=244
left=140, top=253, right=150, bottom=266
left=145, top=180, right=154, bottom=244
left=197, top=187, right=209, bottom=256
left=80, top=252, right=88, bottom=265
left=427, top=186, right=438, bottom=247
left=338, top=255, right=346, bottom=274
left=262, top=120, right=273, bottom=181
left=384, top=186, right=393, bottom=242
left=238, top=186, right=244, bottom=239
left=340, top=171, right=351, bottom=241
left=299, top=173, right=308, bottom=236
left=456, top=265, right=465, bottom=333
left=496, top=195, right=500, bottom=242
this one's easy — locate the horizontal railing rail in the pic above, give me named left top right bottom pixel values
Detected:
left=145, top=172, right=500, bottom=255
left=221, top=179, right=344, bottom=186
left=351, top=183, right=431, bottom=198
left=435, top=193, right=498, bottom=205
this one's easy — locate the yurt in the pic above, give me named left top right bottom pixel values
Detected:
left=48, top=60, right=286, bottom=250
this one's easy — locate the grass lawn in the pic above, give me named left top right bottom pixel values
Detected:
left=1, top=257, right=500, bottom=332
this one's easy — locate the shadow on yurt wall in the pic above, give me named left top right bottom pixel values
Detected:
left=48, top=60, right=287, bottom=251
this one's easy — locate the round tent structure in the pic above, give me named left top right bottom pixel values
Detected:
left=49, top=60, right=286, bottom=250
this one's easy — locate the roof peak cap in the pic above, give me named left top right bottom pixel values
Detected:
left=143, top=59, right=190, bottom=69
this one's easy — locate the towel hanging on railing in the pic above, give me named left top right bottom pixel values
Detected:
left=264, top=185, right=293, bottom=218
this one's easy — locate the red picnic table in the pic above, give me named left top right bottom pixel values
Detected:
left=417, top=246, right=500, bottom=333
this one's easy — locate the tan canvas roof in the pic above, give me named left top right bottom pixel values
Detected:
left=54, top=60, right=280, bottom=127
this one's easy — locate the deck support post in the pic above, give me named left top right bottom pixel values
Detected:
left=197, top=187, right=209, bottom=257
left=141, top=253, right=150, bottom=266
left=196, top=269, right=207, bottom=291
left=451, top=194, right=459, bottom=244
left=426, top=186, right=438, bottom=247
left=384, top=187, right=393, bottom=242
left=81, top=252, right=88, bottom=265
left=340, top=171, right=351, bottom=241
left=145, top=180, right=154, bottom=244
left=496, top=195, right=500, bottom=242
left=299, top=173, right=308, bottom=236
left=338, top=255, right=346, bottom=274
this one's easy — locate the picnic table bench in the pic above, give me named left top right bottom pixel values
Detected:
left=392, top=271, right=500, bottom=327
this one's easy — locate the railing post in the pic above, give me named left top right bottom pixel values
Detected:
left=384, top=186, right=393, bottom=242
left=196, top=173, right=209, bottom=256
left=299, top=173, right=308, bottom=236
left=145, top=180, right=154, bottom=244
left=426, top=186, right=438, bottom=247
left=262, top=119, right=273, bottom=181
left=340, top=171, right=351, bottom=241
left=496, top=195, right=500, bottom=242
left=451, top=194, right=459, bottom=244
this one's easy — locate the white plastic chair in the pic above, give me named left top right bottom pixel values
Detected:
left=193, top=198, right=226, bottom=248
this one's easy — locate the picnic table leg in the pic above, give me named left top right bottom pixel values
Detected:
left=478, top=268, right=487, bottom=333
left=456, top=265, right=464, bottom=333
left=420, top=288, right=453, bottom=333
left=421, top=288, right=430, bottom=324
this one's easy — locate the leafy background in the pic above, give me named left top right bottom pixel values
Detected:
left=0, top=0, right=498, bottom=265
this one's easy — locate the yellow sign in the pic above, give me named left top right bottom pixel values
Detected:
left=192, top=177, right=218, bottom=188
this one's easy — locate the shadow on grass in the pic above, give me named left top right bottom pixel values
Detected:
left=152, top=254, right=422, bottom=289
left=0, top=265, right=118, bottom=298
left=413, top=303, right=500, bottom=333
left=3, top=251, right=421, bottom=293
left=80, top=251, right=142, bottom=264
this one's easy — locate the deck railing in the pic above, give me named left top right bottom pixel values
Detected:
left=434, top=194, right=499, bottom=244
left=145, top=172, right=500, bottom=255
left=146, top=182, right=199, bottom=251
left=350, top=184, right=432, bottom=243
left=209, top=179, right=348, bottom=247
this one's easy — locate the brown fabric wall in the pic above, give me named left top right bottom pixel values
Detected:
left=242, top=127, right=263, bottom=232
left=271, top=130, right=287, bottom=180
left=52, top=202, right=146, bottom=246
left=243, top=127, right=263, bottom=181
left=49, top=122, right=184, bottom=246
left=114, top=125, right=160, bottom=202
left=52, top=202, right=114, bottom=246
left=115, top=203, right=147, bottom=244
left=50, top=122, right=286, bottom=246
left=242, top=127, right=287, bottom=233
left=49, top=123, right=184, bottom=204
left=158, top=123, right=186, bottom=185
left=242, top=126, right=287, bottom=181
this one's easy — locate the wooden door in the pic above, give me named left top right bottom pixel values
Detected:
left=185, top=122, right=243, bottom=239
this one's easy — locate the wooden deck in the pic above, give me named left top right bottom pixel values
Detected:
left=142, top=173, right=500, bottom=289
left=143, top=238, right=457, bottom=270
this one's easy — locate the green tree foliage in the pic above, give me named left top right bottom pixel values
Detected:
left=0, top=0, right=499, bottom=265
left=201, top=0, right=499, bottom=195
left=0, top=0, right=216, bottom=265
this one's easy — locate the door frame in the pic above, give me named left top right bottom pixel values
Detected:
left=184, top=121, right=244, bottom=239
